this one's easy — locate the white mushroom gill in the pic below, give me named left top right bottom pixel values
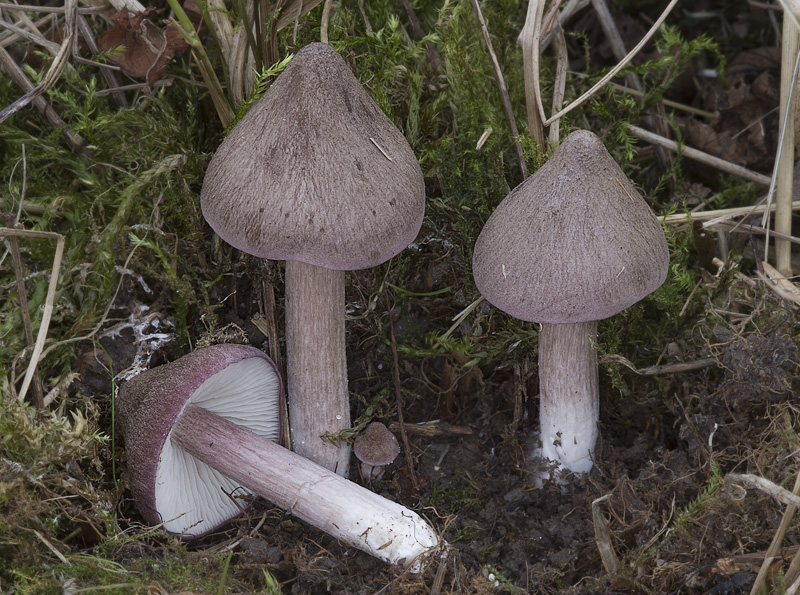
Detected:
left=155, top=356, right=281, bottom=536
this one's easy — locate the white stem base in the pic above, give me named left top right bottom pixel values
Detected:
left=285, top=260, right=351, bottom=476
left=537, top=321, right=599, bottom=478
left=173, top=404, right=440, bottom=570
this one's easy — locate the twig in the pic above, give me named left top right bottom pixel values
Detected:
left=29, top=529, right=70, bottom=566
left=591, top=0, right=641, bottom=92
left=727, top=473, right=800, bottom=508
left=0, top=10, right=52, bottom=49
left=387, top=421, right=474, bottom=438
left=630, top=125, right=772, bottom=186
left=756, top=270, right=800, bottom=306
left=730, top=468, right=800, bottom=594
left=600, top=354, right=717, bottom=376
left=385, top=297, right=420, bottom=491
left=0, top=17, right=62, bottom=54
left=470, top=0, right=528, bottom=178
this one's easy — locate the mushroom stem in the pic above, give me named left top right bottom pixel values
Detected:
left=538, top=321, right=599, bottom=476
left=285, top=259, right=351, bottom=476
left=172, top=404, right=440, bottom=568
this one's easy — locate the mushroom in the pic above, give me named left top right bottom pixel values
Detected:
left=353, top=421, right=400, bottom=480
left=200, top=43, right=425, bottom=477
left=472, top=130, right=669, bottom=479
left=117, top=344, right=440, bottom=568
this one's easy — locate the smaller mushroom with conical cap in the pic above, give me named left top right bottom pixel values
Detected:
left=472, top=130, right=669, bottom=480
left=200, top=43, right=426, bottom=477
left=354, top=422, right=400, bottom=480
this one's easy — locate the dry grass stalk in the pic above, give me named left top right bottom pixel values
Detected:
left=0, top=0, right=76, bottom=124
left=518, top=0, right=547, bottom=150
left=770, top=12, right=799, bottom=275
left=3, top=149, right=45, bottom=408
left=470, top=0, right=528, bottom=178
left=702, top=219, right=800, bottom=246
left=203, top=0, right=234, bottom=57
left=592, top=494, right=620, bottom=574
left=320, top=0, right=333, bottom=44
left=662, top=201, right=800, bottom=225
left=538, top=0, right=589, bottom=49
left=756, top=269, right=800, bottom=306
left=0, top=227, right=65, bottom=403
left=107, top=0, right=147, bottom=13
left=548, top=21, right=567, bottom=145
left=749, top=470, right=800, bottom=595
left=542, top=0, right=680, bottom=127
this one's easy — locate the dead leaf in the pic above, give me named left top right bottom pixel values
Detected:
left=97, top=2, right=202, bottom=92
left=692, top=47, right=781, bottom=170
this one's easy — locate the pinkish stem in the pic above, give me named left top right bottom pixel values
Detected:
left=285, top=260, right=351, bottom=476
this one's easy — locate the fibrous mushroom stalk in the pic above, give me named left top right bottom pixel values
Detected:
left=172, top=404, right=439, bottom=569
left=285, top=260, right=350, bottom=476
left=538, top=321, right=599, bottom=476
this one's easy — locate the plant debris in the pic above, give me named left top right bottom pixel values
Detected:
left=2, top=0, right=800, bottom=593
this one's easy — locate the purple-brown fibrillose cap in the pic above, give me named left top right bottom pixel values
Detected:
left=116, top=344, right=283, bottom=538
left=353, top=422, right=400, bottom=467
left=472, top=130, right=669, bottom=324
left=200, top=42, right=426, bottom=271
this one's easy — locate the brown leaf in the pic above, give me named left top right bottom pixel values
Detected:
left=684, top=119, right=739, bottom=163
left=97, top=2, right=202, bottom=92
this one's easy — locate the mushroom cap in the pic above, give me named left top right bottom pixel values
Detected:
left=200, top=42, right=426, bottom=271
left=353, top=422, right=400, bottom=466
left=472, top=130, right=669, bottom=324
left=117, top=344, right=283, bottom=538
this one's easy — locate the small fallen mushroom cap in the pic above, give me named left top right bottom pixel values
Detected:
left=354, top=422, right=399, bottom=479
left=117, top=344, right=441, bottom=568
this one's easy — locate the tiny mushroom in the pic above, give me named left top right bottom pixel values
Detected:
left=200, top=43, right=425, bottom=477
left=472, top=130, right=669, bottom=480
left=117, top=344, right=440, bottom=568
left=353, top=421, right=400, bottom=480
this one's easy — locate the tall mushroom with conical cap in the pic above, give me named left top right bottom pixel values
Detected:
left=117, top=344, right=441, bottom=568
left=200, top=43, right=426, bottom=476
left=472, top=130, right=669, bottom=478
